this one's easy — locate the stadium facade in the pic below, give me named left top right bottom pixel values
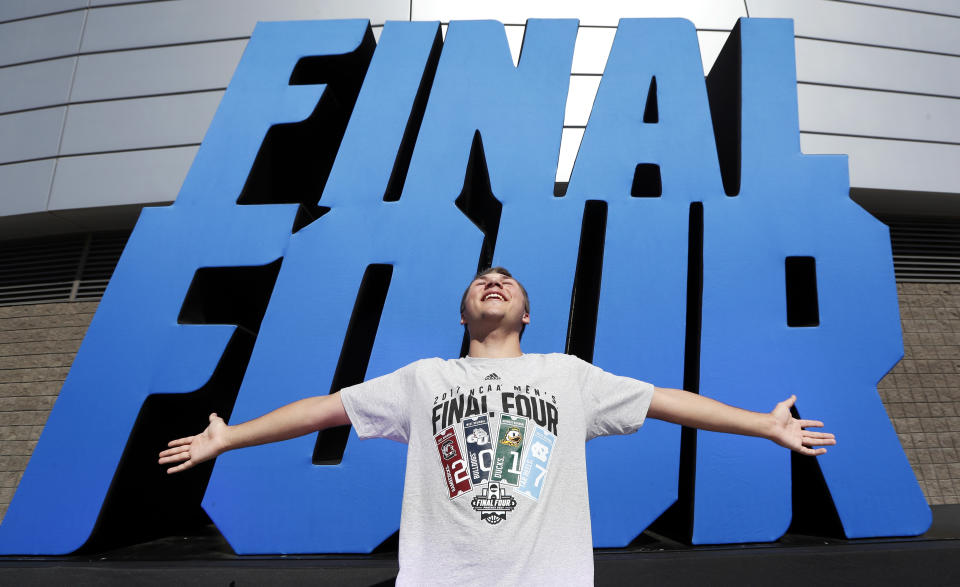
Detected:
left=1, top=0, right=959, bottom=528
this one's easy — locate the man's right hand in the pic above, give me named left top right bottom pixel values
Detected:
left=157, top=394, right=350, bottom=474
left=158, top=413, right=229, bottom=474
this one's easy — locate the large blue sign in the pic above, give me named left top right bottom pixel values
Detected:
left=0, top=18, right=930, bottom=554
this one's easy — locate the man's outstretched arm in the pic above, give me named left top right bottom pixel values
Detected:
left=158, top=393, right=351, bottom=474
left=648, top=388, right=835, bottom=455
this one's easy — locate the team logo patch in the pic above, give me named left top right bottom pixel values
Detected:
left=491, top=415, right=528, bottom=486
left=434, top=426, right=472, bottom=499
left=501, top=427, right=522, bottom=447
left=440, top=440, right=457, bottom=460
left=517, top=427, right=556, bottom=502
left=463, top=415, right=494, bottom=485
left=467, top=427, right=489, bottom=445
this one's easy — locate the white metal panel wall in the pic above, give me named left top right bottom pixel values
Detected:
left=794, top=39, right=960, bottom=97
left=750, top=0, right=959, bottom=53
left=0, top=161, right=58, bottom=217
left=0, top=0, right=87, bottom=23
left=411, top=0, right=746, bottom=27
left=851, top=0, right=960, bottom=17
left=58, top=92, right=223, bottom=155
left=48, top=147, right=200, bottom=211
left=0, top=11, right=86, bottom=67
left=0, top=108, right=66, bottom=163
left=69, top=41, right=247, bottom=101
left=79, top=0, right=405, bottom=52
left=0, top=8, right=85, bottom=228
left=0, top=0, right=957, bottom=239
left=0, top=58, right=77, bottom=113
left=748, top=0, right=960, bottom=209
left=0, top=0, right=405, bottom=238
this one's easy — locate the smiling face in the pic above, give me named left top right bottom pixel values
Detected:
left=459, top=268, right=530, bottom=336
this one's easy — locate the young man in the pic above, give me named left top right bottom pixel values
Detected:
left=160, top=267, right=834, bottom=585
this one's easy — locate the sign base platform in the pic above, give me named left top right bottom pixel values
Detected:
left=3, top=506, right=958, bottom=586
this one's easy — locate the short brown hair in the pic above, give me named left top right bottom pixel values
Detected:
left=459, top=266, right=530, bottom=316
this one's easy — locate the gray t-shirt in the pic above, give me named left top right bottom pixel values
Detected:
left=339, top=352, right=654, bottom=586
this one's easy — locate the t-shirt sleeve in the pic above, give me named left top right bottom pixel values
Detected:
left=339, top=361, right=418, bottom=443
left=579, top=358, right=655, bottom=440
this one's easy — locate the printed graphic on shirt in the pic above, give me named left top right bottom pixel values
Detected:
left=432, top=384, right=558, bottom=436
left=517, top=426, right=556, bottom=501
left=491, top=414, right=527, bottom=486
left=470, top=482, right=517, bottom=525
left=432, top=389, right=490, bottom=435
left=463, top=415, right=494, bottom=485
left=430, top=378, right=561, bottom=524
left=434, top=426, right=472, bottom=499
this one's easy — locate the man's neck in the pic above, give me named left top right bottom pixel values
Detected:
left=466, top=329, right=523, bottom=359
